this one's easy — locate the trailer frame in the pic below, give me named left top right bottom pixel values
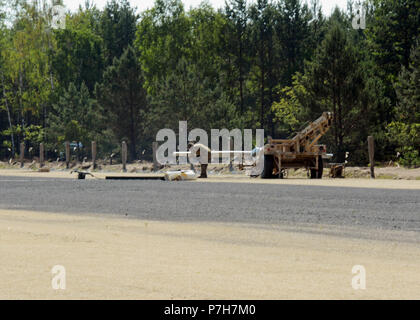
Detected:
left=261, top=112, right=334, bottom=179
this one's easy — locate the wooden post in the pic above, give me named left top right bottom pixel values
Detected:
left=91, top=141, right=97, bottom=169
left=368, top=136, right=375, bottom=179
left=122, top=141, right=127, bottom=172
left=278, top=156, right=282, bottom=179
left=152, top=142, right=159, bottom=172
left=65, top=141, right=70, bottom=169
left=39, top=143, right=44, bottom=168
left=20, top=142, right=25, bottom=168
left=229, top=138, right=234, bottom=172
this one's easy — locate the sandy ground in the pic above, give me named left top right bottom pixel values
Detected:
left=2, top=160, right=420, bottom=179
left=1, top=169, right=419, bottom=190
left=197, top=175, right=420, bottom=189
left=1, top=209, right=420, bottom=299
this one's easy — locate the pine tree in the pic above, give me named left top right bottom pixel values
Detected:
left=100, top=0, right=138, bottom=66
left=52, top=25, right=104, bottom=93
left=249, top=0, right=275, bottom=132
left=309, top=24, right=366, bottom=162
left=274, top=23, right=367, bottom=163
left=225, top=0, right=249, bottom=115
left=49, top=82, right=97, bottom=159
left=276, top=0, right=312, bottom=86
left=95, top=45, right=147, bottom=160
left=388, top=41, right=420, bottom=165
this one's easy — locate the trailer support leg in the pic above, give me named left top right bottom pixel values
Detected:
left=278, top=156, right=282, bottom=179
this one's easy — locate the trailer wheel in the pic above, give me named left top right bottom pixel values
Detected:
left=317, top=156, right=323, bottom=179
left=309, top=156, right=324, bottom=179
left=261, top=155, right=275, bottom=179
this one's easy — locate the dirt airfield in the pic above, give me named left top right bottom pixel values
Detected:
left=1, top=209, right=420, bottom=299
left=1, top=168, right=420, bottom=299
left=0, top=168, right=420, bottom=189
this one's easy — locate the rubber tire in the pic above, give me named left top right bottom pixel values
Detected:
left=310, top=156, right=324, bottom=179
left=317, top=156, right=323, bottom=179
left=261, top=155, right=275, bottom=179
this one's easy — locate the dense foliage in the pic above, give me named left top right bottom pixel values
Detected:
left=0, top=0, right=419, bottom=165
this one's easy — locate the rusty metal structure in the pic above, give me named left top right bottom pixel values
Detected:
left=261, top=112, right=334, bottom=179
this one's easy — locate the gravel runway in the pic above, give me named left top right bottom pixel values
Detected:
left=2, top=175, right=420, bottom=298
left=1, top=175, right=419, bottom=237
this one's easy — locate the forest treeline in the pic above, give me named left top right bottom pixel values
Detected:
left=0, top=0, right=419, bottom=165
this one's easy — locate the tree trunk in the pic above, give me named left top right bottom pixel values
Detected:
left=129, top=88, right=137, bottom=161
left=239, top=34, right=244, bottom=115
left=1, top=72, right=15, bottom=157
left=259, top=37, right=265, bottom=129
